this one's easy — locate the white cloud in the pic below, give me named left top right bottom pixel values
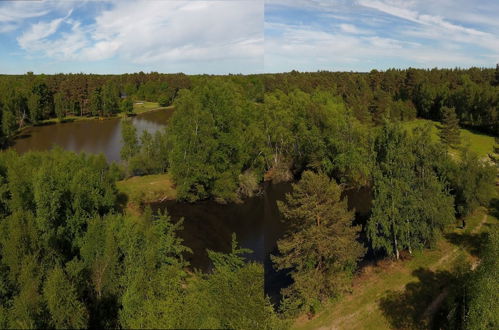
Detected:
left=18, top=10, right=73, bottom=49
left=339, top=23, right=371, bottom=34
left=265, top=22, right=488, bottom=72
left=265, top=0, right=499, bottom=71
left=14, top=1, right=263, bottom=73
left=357, top=0, right=499, bottom=54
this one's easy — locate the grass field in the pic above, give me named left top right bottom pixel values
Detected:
left=293, top=208, right=496, bottom=330
left=116, top=173, right=177, bottom=209
left=403, top=119, right=495, bottom=158
left=133, top=101, right=172, bottom=114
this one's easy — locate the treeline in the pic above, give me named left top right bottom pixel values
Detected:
left=265, top=66, right=499, bottom=133
left=0, top=72, right=263, bottom=145
left=0, top=149, right=284, bottom=329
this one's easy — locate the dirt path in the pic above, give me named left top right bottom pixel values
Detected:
left=421, top=214, right=488, bottom=323
left=302, top=213, right=489, bottom=330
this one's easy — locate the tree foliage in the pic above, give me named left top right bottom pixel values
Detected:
left=273, top=171, right=364, bottom=315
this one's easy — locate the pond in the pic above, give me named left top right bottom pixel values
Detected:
left=11, top=109, right=173, bottom=163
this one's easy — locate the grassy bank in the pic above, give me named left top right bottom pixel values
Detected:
left=293, top=204, right=496, bottom=330
left=133, top=101, right=173, bottom=114
left=403, top=119, right=495, bottom=158
left=27, top=101, right=172, bottom=126
left=116, top=173, right=177, bottom=210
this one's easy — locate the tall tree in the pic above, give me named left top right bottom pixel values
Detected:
left=272, top=171, right=364, bottom=315
left=120, top=119, right=139, bottom=162
left=102, top=83, right=119, bottom=116
left=53, top=93, right=65, bottom=122
left=89, top=88, right=103, bottom=117
left=28, top=93, right=42, bottom=125
left=439, top=106, right=461, bottom=146
left=368, top=123, right=454, bottom=259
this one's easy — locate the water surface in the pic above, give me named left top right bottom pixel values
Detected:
left=12, top=109, right=173, bottom=163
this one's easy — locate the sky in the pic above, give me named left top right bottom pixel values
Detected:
left=0, top=0, right=498, bottom=74
left=266, top=0, right=499, bottom=72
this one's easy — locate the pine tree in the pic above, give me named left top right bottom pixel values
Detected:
left=439, top=106, right=461, bottom=146
left=272, top=171, right=364, bottom=314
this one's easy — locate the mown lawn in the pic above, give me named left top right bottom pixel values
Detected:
left=293, top=209, right=495, bottom=330
left=403, top=119, right=495, bottom=158
left=116, top=173, right=177, bottom=207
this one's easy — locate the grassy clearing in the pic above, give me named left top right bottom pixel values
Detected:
left=133, top=101, right=173, bottom=114
left=116, top=173, right=177, bottom=208
left=293, top=209, right=495, bottom=330
left=403, top=119, right=495, bottom=158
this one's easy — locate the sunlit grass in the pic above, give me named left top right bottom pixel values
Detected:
left=403, top=119, right=495, bottom=158
left=293, top=207, right=496, bottom=330
left=133, top=100, right=172, bottom=114
left=116, top=173, right=177, bottom=207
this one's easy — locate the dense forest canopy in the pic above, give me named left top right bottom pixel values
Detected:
left=0, top=66, right=497, bottom=328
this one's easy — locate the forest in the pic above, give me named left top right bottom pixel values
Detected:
left=0, top=67, right=498, bottom=329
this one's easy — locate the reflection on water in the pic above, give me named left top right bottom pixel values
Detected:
left=150, top=182, right=292, bottom=272
left=11, top=109, right=173, bottom=163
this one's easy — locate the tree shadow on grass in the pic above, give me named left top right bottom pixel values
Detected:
left=378, top=268, right=453, bottom=330
left=488, top=198, right=499, bottom=219
left=116, top=192, right=129, bottom=212
left=444, top=232, right=488, bottom=257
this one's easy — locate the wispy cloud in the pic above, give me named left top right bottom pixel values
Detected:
left=11, top=1, right=263, bottom=73
left=265, top=0, right=499, bottom=71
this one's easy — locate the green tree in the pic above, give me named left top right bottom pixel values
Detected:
left=2, top=92, right=18, bottom=138
left=466, top=227, right=499, bottom=329
left=367, top=123, right=454, bottom=259
left=102, top=83, right=119, bottom=116
left=43, top=266, right=88, bottom=329
left=272, top=171, right=364, bottom=315
left=89, top=88, right=102, bottom=117
left=120, top=98, right=134, bottom=115
left=439, top=106, right=461, bottom=146
left=158, top=93, right=170, bottom=107
left=120, top=120, right=139, bottom=162
left=28, top=92, right=42, bottom=125
left=448, top=148, right=496, bottom=220
left=168, top=80, right=250, bottom=201
left=54, top=93, right=65, bottom=122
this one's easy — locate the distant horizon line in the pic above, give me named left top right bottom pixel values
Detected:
left=1, top=65, right=498, bottom=76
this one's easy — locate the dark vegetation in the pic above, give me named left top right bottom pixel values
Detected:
left=0, top=150, right=278, bottom=329
left=0, top=66, right=498, bottom=328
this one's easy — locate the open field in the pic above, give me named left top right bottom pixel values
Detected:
left=116, top=173, right=177, bottom=208
left=403, top=119, right=495, bottom=158
left=133, top=100, right=173, bottom=114
left=294, top=208, right=496, bottom=330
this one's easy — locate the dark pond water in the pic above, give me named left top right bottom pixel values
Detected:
left=11, top=109, right=173, bottom=163
left=151, top=182, right=371, bottom=299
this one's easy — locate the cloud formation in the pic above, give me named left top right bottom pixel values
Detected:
left=265, top=0, right=499, bottom=72
left=3, top=0, right=263, bottom=74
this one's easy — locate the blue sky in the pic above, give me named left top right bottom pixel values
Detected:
left=266, top=0, right=499, bottom=72
left=0, top=0, right=498, bottom=74
left=0, top=0, right=263, bottom=74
